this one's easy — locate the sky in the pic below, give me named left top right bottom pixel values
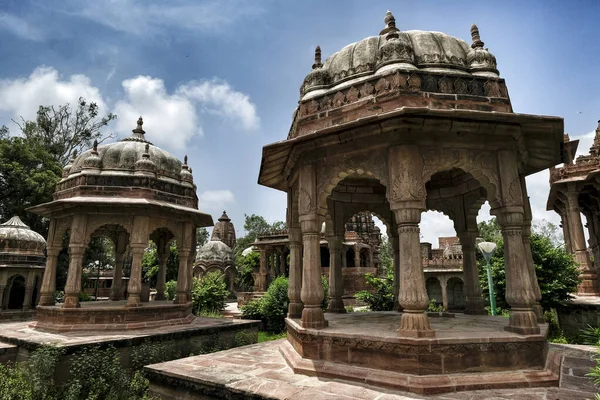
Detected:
left=1, top=0, right=600, bottom=245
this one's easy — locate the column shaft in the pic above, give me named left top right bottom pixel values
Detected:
left=255, top=249, right=268, bottom=292
left=155, top=251, right=168, bottom=301
left=110, top=251, right=125, bottom=301
left=126, top=246, right=145, bottom=307
left=391, top=235, right=401, bottom=312
left=458, top=232, right=486, bottom=315
left=300, top=220, right=327, bottom=328
left=39, top=247, right=60, bottom=306
left=63, top=246, right=85, bottom=308
left=326, top=236, right=345, bottom=313
left=287, top=228, right=303, bottom=318
left=174, top=250, right=190, bottom=304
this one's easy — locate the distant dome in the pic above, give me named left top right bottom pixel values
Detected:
left=196, top=239, right=233, bottom=262
left=241, top=246, right=256, bottom=257
left=0, top=216, right=46, bottom=259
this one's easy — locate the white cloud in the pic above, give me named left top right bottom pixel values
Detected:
left=114, top=76, right=201, bottom=149
left=198, top=190, right=235, bottom=215
left=178, top=80, right=260, bottom=131
left=66, top=0, right=263, bottom=36
left=0, top=67, right=107, bottom=124
left=114, top=76, right=259, bottom=149
left=0, top=12, right=44, bottom=42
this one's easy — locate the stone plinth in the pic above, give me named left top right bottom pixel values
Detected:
left=284, top=313, right=549, bottom=380
left=31, top=300, right=194, bottom=332
left=145, top=340, right=587, bottom=399
left=0, top=318, right=260, bottom=382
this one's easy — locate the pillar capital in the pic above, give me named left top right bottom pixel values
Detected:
left=46, top=247, right=61, bottom=258
left=391, top=204, right=423, bottom=226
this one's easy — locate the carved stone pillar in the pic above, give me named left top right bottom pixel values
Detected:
left=566, top=191, right=599, bottom=294
left=354, top=247, right=361, bottom=268
left=368, top=249, right=374, bottom=268
left=39, top=247, right=61, bottom=306
left=299, top=163, right=327, bottom=329
left=288, top=227, right=303, bottom=318
left=521, top=178, right=544, bottom=322
left=279, top=251, right=286, bottom=276
left=391, top=235, right=401, bottom=312
left=22, top=272, right=34, bottom=311
left=496, top=210, right=540, bottom=334
left=126, top=245, right=145, bottom=307
left=587, top=212, right=600, bottom=274
left=110, top=231, right=128, bottom=301
left=440, top=277, right=449, bottom=311
left=561, top=213, right=572, bottom=254
left=394, top=206, right=433, bottom=337
left=255, top=249, right=268, bottom=292
left=457, top=231, right=486, bottom=315
left=154, top=237, right=169, bottom=301
left=327, top=235, right=345, bottom=313
left=174, top=250, right=190, bottom=304
left=63, top=215, right=87, bottom=308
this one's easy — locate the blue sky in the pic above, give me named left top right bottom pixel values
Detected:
left=1, top=0, right=599, bottom=244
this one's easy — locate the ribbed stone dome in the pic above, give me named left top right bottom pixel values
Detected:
left=63, top=117, right=187, bottom=183
left=301, top=11, right=498, bottom=97
left=196, top=239, right=233, bottom=262
left=0, top=216, right=46, bottom=257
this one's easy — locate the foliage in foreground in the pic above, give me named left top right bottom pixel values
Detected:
left=241, top=276, right=329, bottom=333
left=477, top=218, right=580, bottom=310
left=355, top=272, right=394, bottom=311
left=191, top=271, right=230, bottom=315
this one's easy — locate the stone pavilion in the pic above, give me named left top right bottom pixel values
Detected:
left=27, top=117, right=213, bottom=331
left=0, top=216, right=46, bottom=319
left=547, top=122, right=600, bottom=295
left=255, top=11, right=565, bottom=392
left=194, top=211, right=237, bottom=293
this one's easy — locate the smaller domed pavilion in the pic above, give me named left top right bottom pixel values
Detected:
left=194, top=211, right=236, bottom=292
left=28, top=117, right=213, bottom=331
left=0, top=216, right=46, bottom=317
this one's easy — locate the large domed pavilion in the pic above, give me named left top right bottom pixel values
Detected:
left=0, top=216, right=46, bottom=317
left=28, top=117, right=213, bottom=331
left=257, top=11, right=565, bottom=393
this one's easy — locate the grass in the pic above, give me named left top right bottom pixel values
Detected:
left=258, top=331, right=287, bottom=343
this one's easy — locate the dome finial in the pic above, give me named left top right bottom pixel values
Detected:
left=312, top=46, right=322, bottom=69
left=132, top=116, right=146, bottom=139
left=380, top=10, right=400, bottom=36
left=92, top=139, right=98, bottom=152
left=184, top=155, right=188, bottom=165
left=470, top=23, right=484, bottom=48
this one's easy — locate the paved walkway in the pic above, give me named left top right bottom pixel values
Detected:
left=145, top=339, right=588, bottom=400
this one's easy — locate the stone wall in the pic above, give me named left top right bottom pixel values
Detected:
left=556, top=302, right=600, bottom=338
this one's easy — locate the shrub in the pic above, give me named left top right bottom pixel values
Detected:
left=191, top=271, right=229, bottom=315
left=426, top=298, right=444, bottom=313
left=240, top=299, right=263, bottom=321
left=236, top=251, right=258, bottom=292
left=260, top=276, right=290, bottom=333
left=355, top=272, right=394, bottom=311
left=165, top=280, right=177, bottom=300
left=78, top=291, right=91, bottom=302
left=581, top=325, right=600, bottom=346
left=321, top=275, right=329, bottom=311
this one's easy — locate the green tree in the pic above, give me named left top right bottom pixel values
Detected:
left=0, top=136, right=62, bottom=233
left=378, top=235, right=393, bottom=276
left=196, top=227, right=209, bottom=247
left=191, top=271, right=229, bottom=315
left=236, top=251, right=259, bottom=292
left=234, top=214, right=286, bottom=256
left=12, top=97, right=116, bottom=166
left=477, top=218, right=579, bottom=310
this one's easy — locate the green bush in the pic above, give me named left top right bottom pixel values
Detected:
left=165, top=280, right=177, bottom=300
left=260, top=276, right=290, bottom=333
left=191, top=271, right=229, bottom=315
left=427, top=298, right=444, bottom=312
left=78, top=291, right=91, bottom=302
left=355, top=272, right=394, bottom=311
left=240, top=299, right=263, bottom=320
left=236, top=251, right=258, bottom=292
left=321, top=275, right=329, bottom=311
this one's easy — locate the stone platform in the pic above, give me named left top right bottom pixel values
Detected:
left=286, top=312, right=549, bottom=376
left=145, top=340, right=584, bottom=400
left=31, top=300, right=193, bottom=332
left=0, top=317, right=260, bottom=380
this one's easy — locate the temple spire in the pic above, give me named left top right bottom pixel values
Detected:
left=591, top=120, right=600, bottom=157
left=312, top=46, right=322, bottom=69
left=470, top=24, right=484, bottom=48
left=380, top=10, right=400, bottom=36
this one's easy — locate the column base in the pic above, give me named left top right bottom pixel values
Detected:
left=287, top=301, right=304, bottom=319
left=38, top=294, right=55, bottom=307
left=577, top=272, right=600, bottom=295
left=505, top=309, right=540, bottom=335
left=533, top=303, right=545, bottom=323
left=326, top=298, right=346, bottom=313
left=126, top=294, right=142, bottom=308
left=301, top=306, right=328, bottom=329
left=254, top=273, right=267, bottom=292
left=173, top=292, right=189, bottom=304
left=397, top=311, right=435, bottom=337
left=155, top=292, right=165, bottom=301
left=109, top=289, right=122, bottom=301
left=62, top=294, right=80, bottom=308
left=464, top=297, right=487, bottom=315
